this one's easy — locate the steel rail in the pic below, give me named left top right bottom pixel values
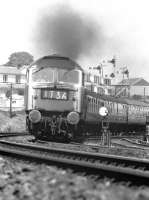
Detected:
left=0, top=140, right=149, bottom=185
left=0, top=132, right=29, bottom=137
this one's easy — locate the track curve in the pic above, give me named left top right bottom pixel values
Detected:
left=0, top=139, right=149, bottom=186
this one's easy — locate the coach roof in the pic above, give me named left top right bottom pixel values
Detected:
left=85, top=89, right=149, bottom=106
left=29, top=54, right=83, bottom=71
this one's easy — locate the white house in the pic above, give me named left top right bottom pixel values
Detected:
left=0, top=66, right=26, bottom=110
left=0, top=65, right=26, bottom=84
left=115, top=78, right=149, bottom=100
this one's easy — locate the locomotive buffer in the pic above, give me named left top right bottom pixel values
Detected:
left=99, top=107, right=111, bottom=146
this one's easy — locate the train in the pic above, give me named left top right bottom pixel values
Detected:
left=25, top=55, right=149, bottom=142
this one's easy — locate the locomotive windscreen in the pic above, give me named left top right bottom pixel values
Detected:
left=32, top=68, right=54, bottom=83
left=58, top=69, right=79, bottom=84
left=31, top=67, right=79, bottom=84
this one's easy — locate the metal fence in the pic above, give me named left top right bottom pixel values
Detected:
left=0, top=83, right=25, bottom=115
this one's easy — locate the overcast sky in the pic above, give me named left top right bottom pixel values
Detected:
left=0, top=0, right=149, bottom=80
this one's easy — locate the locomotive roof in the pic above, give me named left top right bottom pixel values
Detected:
left=29, top=55, right=83, bottom=71
left=85, top=89, right=149, bottom=107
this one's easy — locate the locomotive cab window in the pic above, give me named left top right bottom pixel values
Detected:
left=58, top=69, right=80, bottom=84
left=32, top=68, right=54, bottom=83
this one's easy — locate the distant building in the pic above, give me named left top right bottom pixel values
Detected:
left=0, top=66, right=26, bottom=108
left=0, top=66, right=26, bottom=84
left=84, top=71, right=105, bottom=94
left=115, top=78, right=149, bottom=99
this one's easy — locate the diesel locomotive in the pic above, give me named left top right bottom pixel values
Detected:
left=25, top=55, right=149, bottom=142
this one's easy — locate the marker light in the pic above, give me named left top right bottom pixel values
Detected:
left=67, top=112, right=80, bottom=125
left=29, top=110, right=41, bottom=123
left=99, top=106, right=108, bottom=117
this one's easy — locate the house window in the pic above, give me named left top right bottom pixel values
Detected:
left=3, top=75, right=8, bottom=82
left=16, top=75, right=21, bottom=83
left=104, top=78, right=111, bottom=86
left=94, top=76, right=100, bottom=84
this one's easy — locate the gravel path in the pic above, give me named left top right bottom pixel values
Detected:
left=0, top=156, right=149, bottom=200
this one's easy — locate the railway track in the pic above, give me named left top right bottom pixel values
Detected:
left=0, top=139, right=149, bottom=186
left=0, top=132, right=29, bottom=137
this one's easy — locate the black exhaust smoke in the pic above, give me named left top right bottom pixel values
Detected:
left=34, top=4, right=105, bottom=60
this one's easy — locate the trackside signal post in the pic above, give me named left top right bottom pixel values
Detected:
left=99, top=107, right=111, bottom=146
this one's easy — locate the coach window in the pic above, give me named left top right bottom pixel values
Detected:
left=132, top=106, right=135, bottom=114
left=142, top=107, right=144, bottom=116
left=136, top=106, right=138, bottom=114
left=134, top=106, right=137, bottom=114
left=147, top=108, right=149, bottom=115
left=95, top=99, right=98, bottom=112
left=94, top=98, right=97, bottom=112
left=111, top=102, right=114, bottom=113
left=97, top=99, right=100, bottom=110
left=92, top=98, right=94, bottom=112
left=101, top=101, right=104, bottom=107
left=113, top=103, right=116, bottom=114
left=88, top=97, right=92, bottom=112
left=90, top=98, right=93, bottom=112
left=93, top=98, right=95, bottom=112
left=141, top=107, right=143, bottom=116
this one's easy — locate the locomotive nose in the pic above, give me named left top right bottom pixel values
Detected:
left=29, top=110, right=41, bottom=123
left=67, top=112, right=80, bottom=125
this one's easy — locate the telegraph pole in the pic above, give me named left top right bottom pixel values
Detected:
left=9, top=83, right=13, bottom=118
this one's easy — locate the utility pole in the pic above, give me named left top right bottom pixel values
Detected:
left=10, top=83, right=13, bottom=118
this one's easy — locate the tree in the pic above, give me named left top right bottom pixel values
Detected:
left=5, top=51, right=34, bottom=68
left=5, top=89, right=11, bottom=98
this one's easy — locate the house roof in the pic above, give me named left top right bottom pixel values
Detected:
left=0, top=66, right=26, bottom=75
left=118, top=78, right=149, bottom=86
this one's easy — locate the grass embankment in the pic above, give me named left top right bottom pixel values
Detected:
left=0, top=110, right=26, bottom=132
